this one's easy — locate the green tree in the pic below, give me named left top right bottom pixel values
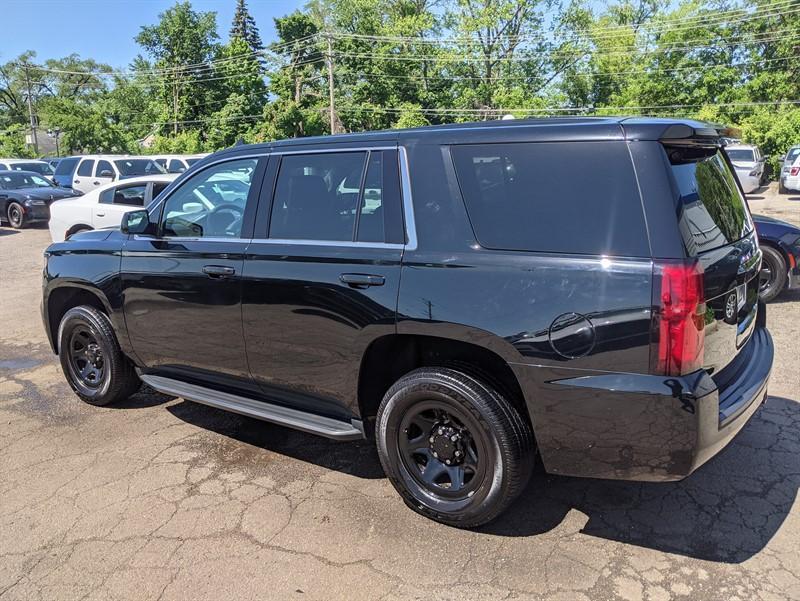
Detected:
left=135, top=1, right=220, bottom=134
left=230, top=0, right=264, bottom=54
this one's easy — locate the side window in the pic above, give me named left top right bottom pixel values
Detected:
left=269, top=152, right=367, bottom=241
left=112, top=184, right=147, bottom=206
left=152, top=182, right=170, bottom=199
left=160, top=158, right=256, bottom=238
left=96, top=160, right=114, bottom=177
left=155, top=158, right=167, bottom=168
left=167, top=159, right=186, bottom=174
left=77, top=160, right=94, bottom=177
left=450, top=142, right=649, bottom=256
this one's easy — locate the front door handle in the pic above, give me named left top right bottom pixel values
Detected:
left=340, top=273, right=385, bottom=288
left=93, top=181, right=100, bottom=185
left=96, top=212, right=105, bottom=217
left=203, top=265, right=235, bottom=278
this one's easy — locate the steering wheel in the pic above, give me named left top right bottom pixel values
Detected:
left=206, top=202, right=244, bottom=236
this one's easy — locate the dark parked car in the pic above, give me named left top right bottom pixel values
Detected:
left=754, top=214, right=800, bottom=302
left=0, top=170, right=80, bottom=229
left=42, top=118, right=773, bottom=527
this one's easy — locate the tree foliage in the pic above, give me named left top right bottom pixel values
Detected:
left=1, top=0, right=799, bottom=170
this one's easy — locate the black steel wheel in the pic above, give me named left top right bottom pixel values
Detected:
left=759, top=245, right=787, bottom=303
left=376, top=367, right=535, bottom=528
left=58, top=305, right=140, bottom=406
left=7, top=202, right=25, bottom=229
left=67, top=326, right=106, bottom=389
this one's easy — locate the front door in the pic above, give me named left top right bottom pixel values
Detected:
left=120, top=156, right=265, bottom=393
left=242, top=147, right=405, bottom=420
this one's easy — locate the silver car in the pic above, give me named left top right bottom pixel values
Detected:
left=724, top=144, right=766, bottom=193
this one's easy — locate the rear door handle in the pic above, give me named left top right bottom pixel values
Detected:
left=96, top=212, right=105, bottom=217
left=340, top=273, right=385, bottom=288
left=203, top=265, right=235, bottom=278
left=93, top=181, right=100, bottom=185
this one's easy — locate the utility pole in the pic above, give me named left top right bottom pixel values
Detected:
left=325, top=33, right=336, bottom=135
left=22, top=64, right=39, bottom=155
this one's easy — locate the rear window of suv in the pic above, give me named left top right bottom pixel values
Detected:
left=54, top=157, right=79, bottom=176
left=450, top=142, right=649, bottom=256
left=666, top=146, right=753, bottom=256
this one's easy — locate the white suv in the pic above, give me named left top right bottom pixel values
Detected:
left=53, top=155, right=166, bottom=193
left=724, top=144, right=766, bottom=193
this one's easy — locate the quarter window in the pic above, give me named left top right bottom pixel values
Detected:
left=451, top=142, right=649, bottom=256
left=167, top=159, right=186, bottom=173
left=160, top=158, right=256, bottom=238
left=77, top=160, right=94, bottom=177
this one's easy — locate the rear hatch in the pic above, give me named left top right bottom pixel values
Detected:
left=664, top=144, right=760, bottom=375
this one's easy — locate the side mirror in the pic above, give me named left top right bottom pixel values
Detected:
left=99, top=170, right=115, bottom=180
left=779, top=155, right=786, bottom=161
left=121, top=209, right=153, bottom=235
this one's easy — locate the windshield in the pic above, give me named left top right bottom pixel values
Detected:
left=114, top=159, right=166, bottom=176
left=0, top=172, right=54, bottom=189
left=54, top=157, right=79, bottom=176
left=11, top=162, right=54, bottom=176
left=726, top=148, right=755, bottom=163
left=668, top=146, right=753, bottom=256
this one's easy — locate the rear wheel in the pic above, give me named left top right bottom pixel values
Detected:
left=58, top=305, right=140, bottom=406
left=376, top=367, right=534, bottom=528
left=759, top=245, right=787, bottom=303
left=7, top=202, right=25, bottom=229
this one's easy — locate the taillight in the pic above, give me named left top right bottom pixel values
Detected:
left=791, top=166, right=800, bottom=176
left=652, top=260, right=706, bottom=376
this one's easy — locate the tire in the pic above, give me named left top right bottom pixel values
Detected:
left=57, top=305, right=140, bottom=406
left=6, top=202, right=26, bottom=229
left=376, top=367, right=535, bottom=528
left=759, top=245, right=787, bottom=303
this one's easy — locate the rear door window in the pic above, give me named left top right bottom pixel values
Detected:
left=269, top=152, right=367, bottom=242
left=666, top=146, right=753, bottom=256
left=450, top=142, right=650, bottom=256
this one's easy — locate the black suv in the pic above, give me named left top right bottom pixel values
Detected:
left=43, top=118, right=773, bottom=527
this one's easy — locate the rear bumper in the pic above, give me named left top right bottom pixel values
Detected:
left=514, top=326, right=773, bottom=481
left=738, top=174, right=760, bottom=193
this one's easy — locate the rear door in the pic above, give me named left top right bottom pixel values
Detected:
left=120, top=156, right=266, bottom=394
left=94, top=159, right=115, bottom=189
left=665, top=145, right=760, bottom=373
left=73, top=159, right=95, bottom=192
left=241, top=146, right=405, bottom=420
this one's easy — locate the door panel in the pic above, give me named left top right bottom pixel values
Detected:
left=242, top=243, right=401, bottom=419
left=242, top=148, right=404, bottom=419
left=120, top=156, right=265, bottom=393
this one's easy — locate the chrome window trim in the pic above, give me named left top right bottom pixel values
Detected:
left=271, top=146, right=395, bottom=156
left=398, top=146, right=418, bottom=251
left=132, top=235, right=250, bottom=243
left=248, top=238, right=405, bottom=250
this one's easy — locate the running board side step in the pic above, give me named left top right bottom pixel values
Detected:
left=140, top=374, right=364, bottom=441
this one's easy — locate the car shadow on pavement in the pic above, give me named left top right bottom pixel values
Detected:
left=486, top=395, right=800, bottom=563
left=772, top=289, right=800, bottom=304
left=166, top=399, right=386, bottom=479
left=0, top=228, right=20, bottom=237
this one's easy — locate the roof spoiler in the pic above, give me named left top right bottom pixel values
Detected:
left=622, top=119, right=725, bottom=145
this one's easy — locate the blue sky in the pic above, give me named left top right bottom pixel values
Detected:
left=1, top=0, right=305, bottom=68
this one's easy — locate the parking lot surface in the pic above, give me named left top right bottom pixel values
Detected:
left=1, top=184, right=798, bottom=601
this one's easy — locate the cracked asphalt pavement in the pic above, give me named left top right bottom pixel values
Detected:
left=1, top=184, right=798, bottom=601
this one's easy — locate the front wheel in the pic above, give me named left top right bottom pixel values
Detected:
left=376, top=367, right=535, bottom=528
left=58, top=305, right=140, bottom=406
left=759, top=245, right=787, bottom=303
left=7, top=202, right=26, bottom=229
